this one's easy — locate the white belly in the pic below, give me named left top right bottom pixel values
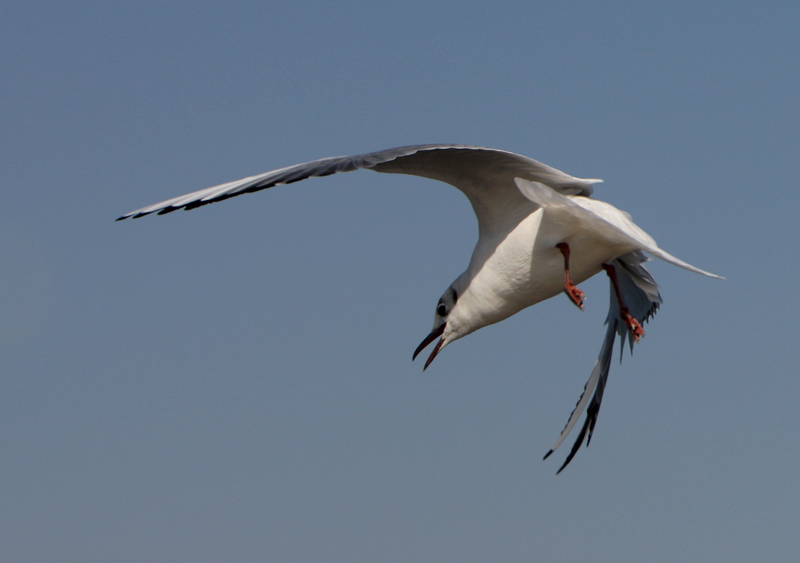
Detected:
left=461, top=207, right=639, bottom=329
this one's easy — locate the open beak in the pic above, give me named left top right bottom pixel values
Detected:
left=412, top=324, right=446, bottom=371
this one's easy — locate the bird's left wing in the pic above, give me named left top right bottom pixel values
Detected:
left=544, top=252, right=662, bottom=473
left=514, top=177, right=720, bottom=471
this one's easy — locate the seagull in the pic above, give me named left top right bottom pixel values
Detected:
left=118, top=144, right=721, bottom=472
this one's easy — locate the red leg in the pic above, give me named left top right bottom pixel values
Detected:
left=556, top=242, right=585, bottom=310
left=602, top=263, right=645, bottom=342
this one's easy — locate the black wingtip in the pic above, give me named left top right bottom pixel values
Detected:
left=117, top=212, right=149, bottom=221
left=555, top=447, right=579, bottom=474
left=543, top=449, right=554, bottom=461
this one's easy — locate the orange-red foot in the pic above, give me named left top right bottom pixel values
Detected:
left=556, top=242, right=585, bottom=310
left=564, top=283, right=586, bottom=310
left=623, top=310, right=646, bottom=342
left=603, top=262, right=646, bottom=343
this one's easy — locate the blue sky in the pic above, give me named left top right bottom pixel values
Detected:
left=2, top=1, right=799, bottom=561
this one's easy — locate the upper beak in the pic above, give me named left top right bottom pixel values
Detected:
left=412, top=324, right=446, bottom=371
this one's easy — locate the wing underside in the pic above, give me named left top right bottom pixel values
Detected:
left=117, top=145, right=599, bottom=222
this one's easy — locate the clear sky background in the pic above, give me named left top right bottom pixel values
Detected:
left=2, top=1, right=798, bottom=561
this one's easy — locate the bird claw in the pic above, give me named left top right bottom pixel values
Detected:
left=556, top=242, right=585, bottom=311
left=564, top=284, right=585, bottom=310
left=623, top=311, right=645, bottom=342
left=603, top=263, right=646, bottom=343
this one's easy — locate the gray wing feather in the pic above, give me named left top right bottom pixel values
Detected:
left=545, top=251, right=662, bottom=473
left=117, top=144, right=598, bottom=221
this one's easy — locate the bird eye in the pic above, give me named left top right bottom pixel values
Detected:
left=437, top=303, right=447, bottom=317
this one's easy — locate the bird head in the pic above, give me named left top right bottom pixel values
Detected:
left=412, top=283, right=464, bottom=370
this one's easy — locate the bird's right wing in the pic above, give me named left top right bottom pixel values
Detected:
left=117, top=145, right=600, bottom=238
left=544, top=251, right=662, bottom=473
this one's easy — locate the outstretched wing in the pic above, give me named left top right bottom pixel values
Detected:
left=514, top=177, right=719, bottom=471
left=544, top=252, right=662, bottom=473
left=117, top=145, right=600, bottom=236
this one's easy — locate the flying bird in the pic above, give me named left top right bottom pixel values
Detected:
left=118, top=144, right=721, bottom=472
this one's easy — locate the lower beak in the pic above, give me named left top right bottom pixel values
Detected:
left=412, top=324, right=446, bottom=371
